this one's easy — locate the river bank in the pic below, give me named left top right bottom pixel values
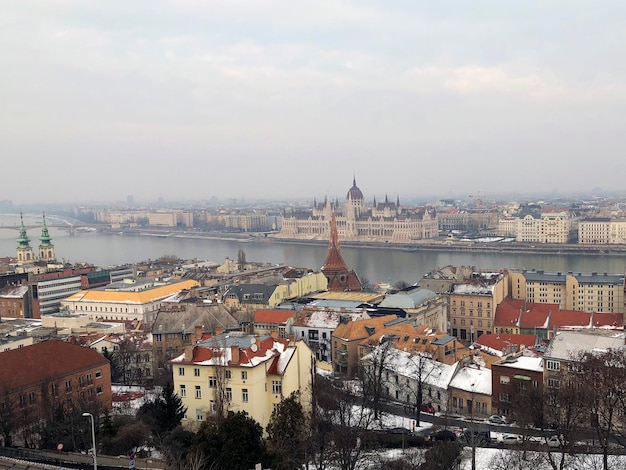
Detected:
left=110, top=228, right=626, bottom=257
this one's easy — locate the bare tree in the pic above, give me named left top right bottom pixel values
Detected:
left=578, top=348, right=626, bottom=470
left=542, top=379, right=587, bottom=470
left=360, top=339, right=394, bottom=420
left=310, top=376, right=374, bottom=470
left=403, top=351, right=441, bottom=428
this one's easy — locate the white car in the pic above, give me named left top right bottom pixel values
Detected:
left=546, top=435, right=563, bottom=448
left=488, top=415, right=507, bottom=425
left=500, top=434, right=521, bottom=444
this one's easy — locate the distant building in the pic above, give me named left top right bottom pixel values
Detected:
left=516, top=210, right=574, bottom=244
left=578, top=217, right=626, bottom=244
left=280, top=178, right=438, bottom=242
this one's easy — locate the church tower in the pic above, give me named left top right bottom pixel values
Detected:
left=16, top=213, right=34, bottom=265
left=38, top=213, right=55, bottom=262
left=321, top=211, right=362, bottom=292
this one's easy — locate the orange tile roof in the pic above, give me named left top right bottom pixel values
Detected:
left=64, top=280, right=199, bottom=304
left=333, top=315, right=398, bottom=341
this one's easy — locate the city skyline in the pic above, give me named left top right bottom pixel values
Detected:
left=2, top=1, right=625, bottom=204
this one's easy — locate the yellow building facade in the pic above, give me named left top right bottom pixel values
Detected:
left=171, top=333, right=314, bottom=432
left=509, top=270, right=625, bottom=314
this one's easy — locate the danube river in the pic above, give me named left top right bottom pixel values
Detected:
left=1, top=214, right=625, bottom=285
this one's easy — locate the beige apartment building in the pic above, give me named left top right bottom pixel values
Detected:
left=517, top=210, right=573, bottom=244
left=448, top=271, right=509, bottom=342
left=171, top=332, right=314, bottom=432
left=509, top=270, right=625, bottom=314
left=579, top=218, right=626, bottom=244
left=95, top=210, right=194, bottom=227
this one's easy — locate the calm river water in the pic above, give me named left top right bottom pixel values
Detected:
left=1, top=214, right=625, bottom=285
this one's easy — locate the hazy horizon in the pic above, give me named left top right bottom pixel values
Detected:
left=2, top=1, right=625, bottom=205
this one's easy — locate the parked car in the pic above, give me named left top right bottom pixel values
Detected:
left=546, top=435, right=564, bottom=448
left=430, top=429, right=457, bottom=442
left=488, top=415, right=507, bottom=425
left=500, top=434, right=522, bottom=445
left=388, top=427, right=412, bottom=435
left=421, top=403, right=436, bottom=413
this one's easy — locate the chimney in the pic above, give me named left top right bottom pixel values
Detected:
left=231, top=346, right=240, bottom=364
left=184, top=345, right=194, bottom=361
left=194, top=325, right=203, bottom=343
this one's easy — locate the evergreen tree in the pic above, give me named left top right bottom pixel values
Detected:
left=194, top=411, right=267, bottom=470
left=266, top=392, right=308, bottom=470
left=137, top=381, right=186, bottom=440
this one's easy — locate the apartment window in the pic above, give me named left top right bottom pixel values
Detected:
left=546, top=360, right=560, bottom=371
left=96, top=386, right=103, bottom=394
left=29, top=391, right=36, bottom=404
left=179, top=367, right=185, bottom=376
left=242, top=371, right=248, bottom=380
left=226, top=387, right=232, bottom=401
left=86, top=373, right=92, bottom=383
left=499, top=393, right=511, bottom=403
left=65, top=380, right=72, bottom=391
left=209, top=377, right=217, bottom=388
left=195, top=386, right=202, bottom=399
left=500, top=376, right=510, bottom=385
left=242, top=389, right=249, bottom=403
left=194, top=368, right=200, bottom=377
left=272, top=380, right=282, bottom=394
left=196, top=409, right=204, bottom=421
left=548, top=378, right=560, bottom=389
left=225, top=370, right=231, bottom=379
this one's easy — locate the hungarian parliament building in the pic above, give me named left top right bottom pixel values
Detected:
left=279, top=178, right=438, bottom=242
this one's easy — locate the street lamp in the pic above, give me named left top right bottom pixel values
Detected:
left=82, top=412, right=97, bottom=470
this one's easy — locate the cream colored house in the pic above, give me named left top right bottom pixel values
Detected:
left=171, top=332, right=314, bottom=432
left=516, top=210, right=573, bottom=244
left=579, top=218, right=626, bottom=244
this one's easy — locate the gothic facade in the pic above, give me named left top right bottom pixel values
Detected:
left=280, top=178, right=439, bottom=242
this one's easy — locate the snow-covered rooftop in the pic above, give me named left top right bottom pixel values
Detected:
left=449, top=365, right=492, bottom=395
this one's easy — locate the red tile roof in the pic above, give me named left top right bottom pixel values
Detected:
left=591, top=312, right=624, bottom=328
left=0, top=339, right=110, bottom=391
left=549, top=310, right=591, bottom=329
left=254, top=309, right=295, bottom=325
left=475, top=333, right=537, bottom=353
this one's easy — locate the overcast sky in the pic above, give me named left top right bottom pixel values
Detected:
left=2, top=1, right=625, bottom=205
